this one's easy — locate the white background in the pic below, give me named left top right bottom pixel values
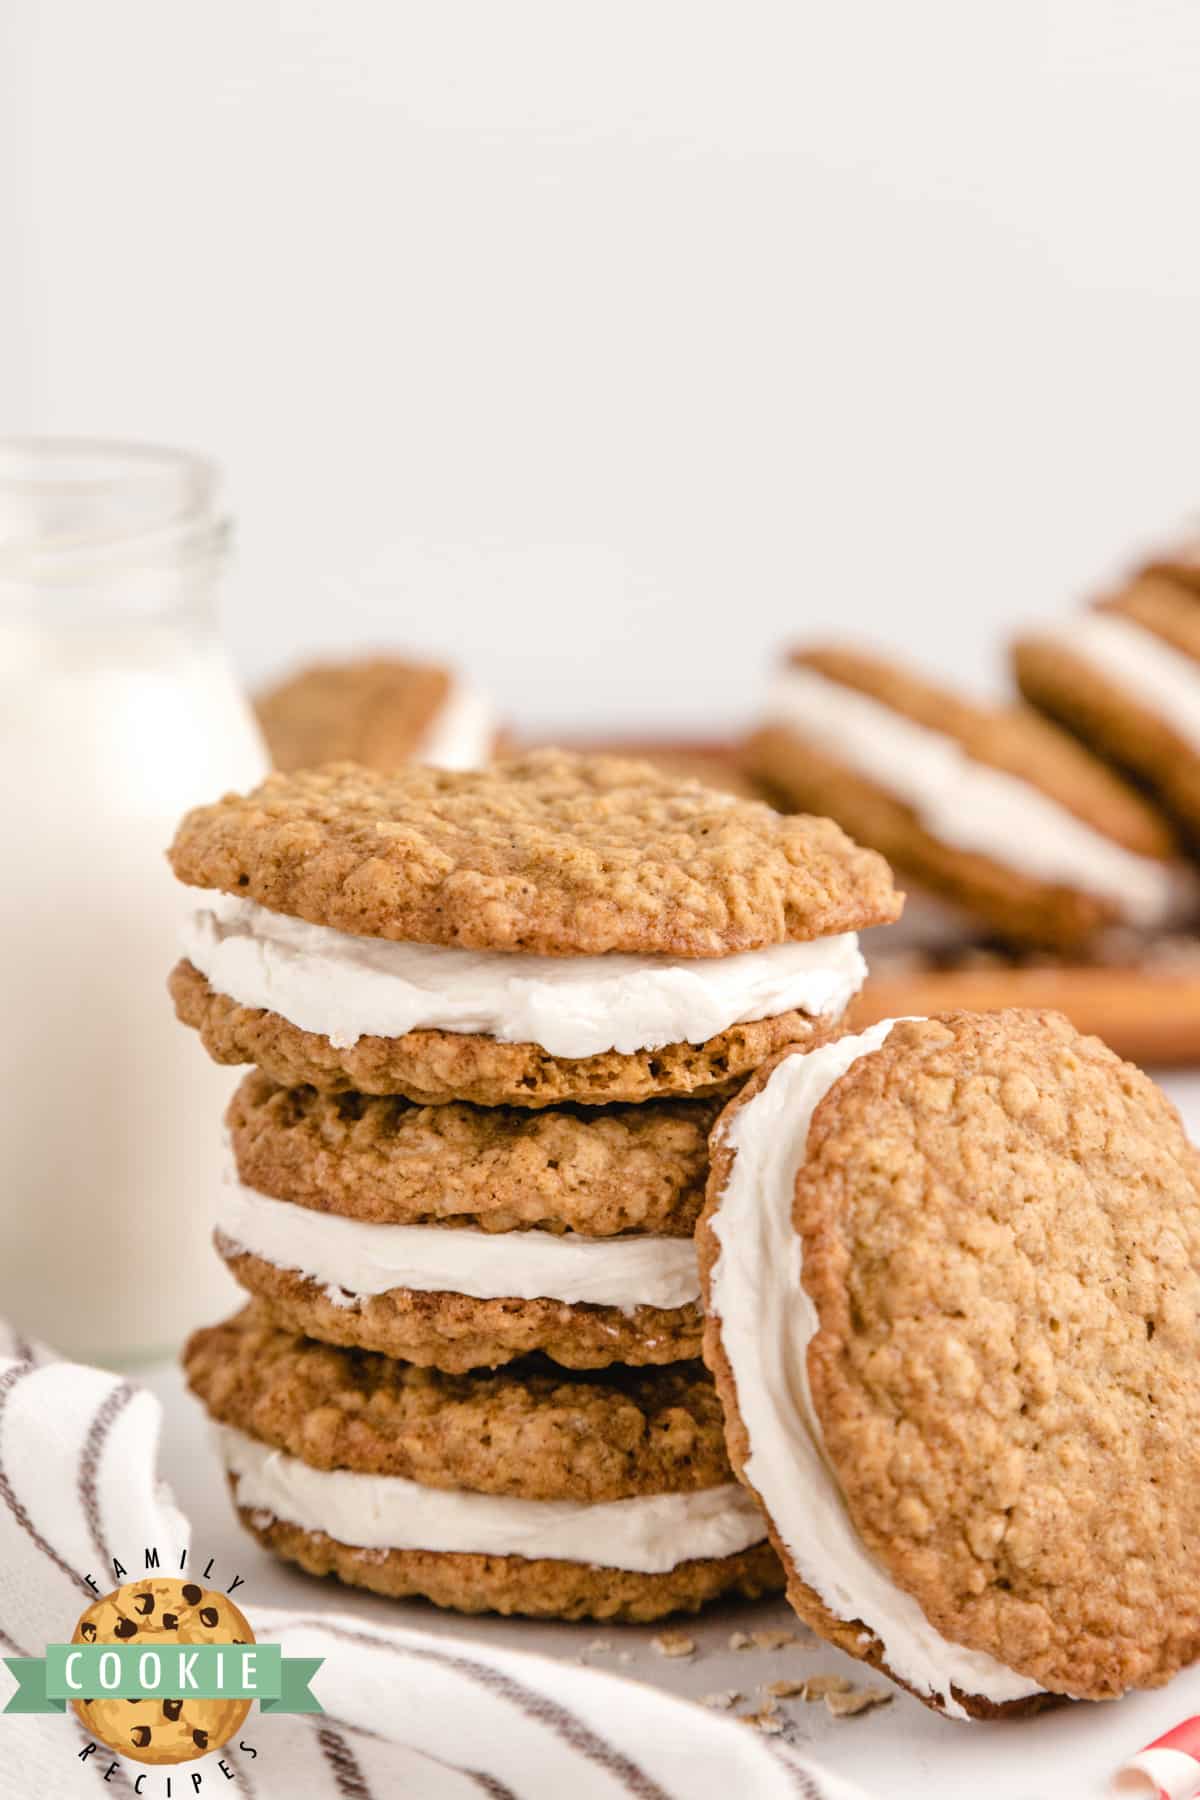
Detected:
left=4, top=0, right=1200, bottom=733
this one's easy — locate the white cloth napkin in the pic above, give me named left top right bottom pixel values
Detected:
left=0, top=1323, right=871, bottom=1800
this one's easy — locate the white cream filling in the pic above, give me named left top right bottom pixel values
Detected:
left=180, top=894, right=866, bottom=1060
left=708, top=1023, right=1043, bottom=1717
left=764, top=665, right=1180, bottom=929
left=217, top=1177, right=701, bottom=1312
left=220, top=1426, right=767, bottom=1573
left=1039, top=611, right=1200, bottom=757
left=416, top=680, right=497, bottom=770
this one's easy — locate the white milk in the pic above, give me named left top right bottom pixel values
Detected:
left=0, top=442, right=269, bottom=1362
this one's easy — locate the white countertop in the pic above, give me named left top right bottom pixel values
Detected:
left=146, top=1069, right=1200, bottom=1800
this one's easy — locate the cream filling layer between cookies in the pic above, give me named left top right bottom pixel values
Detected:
left=1037, top=612, right=1200, bottom=756
left=764, top=666, right=1183, bottom=928
left=180, top=894, right=866, bottom=1060
left=416, top=680, right=497, bottom=771
left=708, top=1023, right=1044, bottom=1718
left=219, top=1427, right=767, bottom=1572
left=217, top=1177, right=701, bottom=1312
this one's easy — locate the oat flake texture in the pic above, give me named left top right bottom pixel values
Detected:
left=780, top=1011, right=1200, bottom=1702
left=168, top=750, right=901, bottom=956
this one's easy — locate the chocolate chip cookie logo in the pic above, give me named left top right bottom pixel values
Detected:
left=4, top=1564, right=321, bottom=1780
left=69, top=1579, right=257, bottom=1766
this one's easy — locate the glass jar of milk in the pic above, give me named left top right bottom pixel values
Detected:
left=0, top=440, right=269, bottom=1363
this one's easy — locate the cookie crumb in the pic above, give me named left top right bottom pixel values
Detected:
left=728, top=1631, right=754, bottom=1651
left=765, top=1679, right=808, bottom=1699
left=800, top=1673, right=851, bottom=1700
left=700, top=1691, right=742, bottom=1710
left=651, top=1631, right=697, bottom=1659
left=750, top=1628, right=799, bottom=1652
left=586, top=1639, right=612, bottom=1654
left=825, top=1685, right=892, bottom=1718
left=739, top=1700, right=784, bottom=1734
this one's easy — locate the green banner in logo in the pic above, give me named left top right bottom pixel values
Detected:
left=4, top=1646, right=322, bottom=1714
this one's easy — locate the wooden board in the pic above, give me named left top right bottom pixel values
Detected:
left=852, top=966, right=1200, bottom=1067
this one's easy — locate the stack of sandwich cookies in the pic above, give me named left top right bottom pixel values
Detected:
left=1015, top=554, right=1200, bottom=848
left=698, top=1009, right=1200, bottom=1715
left=174, top=751, right=902, bottom=1618
left=255, top=654, right=501, bottom=773
left=218, top=1073, right=718, bottom=1370
left=749, top=646, right=1191, bottom=952
left=185, top=1307, right=780, bottom=1622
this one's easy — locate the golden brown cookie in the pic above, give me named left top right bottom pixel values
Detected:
left=172, top=958, right=844, bottom=1106
left=215, top=1244, right=703, bottom=1372
left=256, top=657, right=455, bottom=771
left=749, top=646, right=1184, bottom=952
left=227, top=1072, right=716, bottom=1236
left=185, top=1307, right=779, bottom=1621
left=1015, top=573, right=1200, bottom=846
left=186, top=1305, right=731, bottom=1498
left=168, top=751, right=901, bottom=957
left=232, top=1509, right=783, bottom=1622
left=698, top=1010, right=1200, bottom=1715
left=73, top=1579, right=253, bottom=1765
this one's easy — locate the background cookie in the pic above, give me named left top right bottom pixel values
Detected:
left=256, top=656, right=454, bottom=770
left=1015, top=571, right=1200, bottom=847
left=73, top=1578, right=252, bottom=1766
left=749, top=645, right=1184, bottom=951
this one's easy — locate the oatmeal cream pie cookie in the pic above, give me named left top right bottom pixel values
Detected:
left=748, top=647, right=1191, bottom=953
left=256, top=654, right=500, bottom=774
left=168, top=752, right=900, bottom=1107
left=698, top=1009, right=1200, bottom=1718
left=216, top=1071, right=718, bottom=1370
left=1015, top=557, right=1200, bottom=847
left=184, top=1306, right=783, bottom=1622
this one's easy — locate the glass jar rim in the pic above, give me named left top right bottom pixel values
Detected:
left=0, top=436, right=228, bottom=584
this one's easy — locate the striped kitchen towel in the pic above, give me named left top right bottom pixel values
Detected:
left=0, top=1324, right=871, bottom=1800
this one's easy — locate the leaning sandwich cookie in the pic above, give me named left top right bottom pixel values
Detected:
left=1142, top=534, right=1200, bottom=595
left=184, top=1306, right=783, bottom=1622
left=748, top=646, right=1191, bottom=952
left=1015, top=563, right=1200, bottom=849
left=216, top=1072, right=719, bottom=1370
left=698, top=1009, right=1200, bottom=1717
left=168, top=751, right=901, bottom=1107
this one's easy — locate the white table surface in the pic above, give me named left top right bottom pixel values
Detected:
left=146, top=1069, right=1200, bottom=1800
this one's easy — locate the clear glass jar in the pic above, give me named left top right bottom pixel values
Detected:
left=0, top=439, right=269, bottom=1364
